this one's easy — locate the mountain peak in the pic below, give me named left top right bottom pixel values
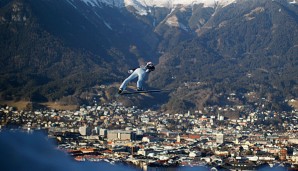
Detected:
left=79, top=0, right=237, bottom=15
left=122, top=0, right=236, bottom=8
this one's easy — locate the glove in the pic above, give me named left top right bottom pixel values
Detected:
left=128, top=70, right=134, bottom=74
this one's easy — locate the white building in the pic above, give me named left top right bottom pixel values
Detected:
left=107, top=130, right=135, bottom=141
left=216, top=133, right=224, bottom=144
left=79, top=125, right=92, bottom=136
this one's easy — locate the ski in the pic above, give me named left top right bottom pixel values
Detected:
left=120, top=89, right=170, bottom=95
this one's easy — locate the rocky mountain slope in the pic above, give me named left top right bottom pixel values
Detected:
left=0, top=0, right=297, bottom=112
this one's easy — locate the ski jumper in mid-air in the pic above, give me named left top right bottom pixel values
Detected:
left=118, top=62, right=155, bottom=94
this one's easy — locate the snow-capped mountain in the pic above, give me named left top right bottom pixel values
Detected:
left=122, top=0, right=236, bottom=9
left=79, top=0, right=237, bottom=15
left=80, top=0, right=297, bottom=8
left=0, top=0, right=297, bottom=112
left=78, top=0, right=298, bottom=16
left=81, top=0, right=236, bottom=7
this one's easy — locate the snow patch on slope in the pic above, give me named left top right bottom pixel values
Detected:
left=79, top=0, right=237, bottom=10
left=126, top=0, right=237, bottom=15
left=80, top=0, right=125, bottom=8
left=79, top=0, right=296, bottom=11
left=123, top=0, right=236, bottom=8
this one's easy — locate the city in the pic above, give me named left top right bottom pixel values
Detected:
left=1, top=93, right=298, bottom=171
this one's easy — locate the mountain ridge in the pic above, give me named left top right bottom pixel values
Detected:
left=0, top=0, right=297, bottom=113
left=149, top=0, right=298, bottom=112
left=79, top=0, right=235, bottom=8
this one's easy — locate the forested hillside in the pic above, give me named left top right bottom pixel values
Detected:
left=0, top=0, right=297, bottom=112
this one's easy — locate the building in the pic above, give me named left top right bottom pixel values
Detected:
left=216, top=133, right=224, bottom=144
left=176, top=134, right=181, bottom=143
left=280, top=148, right=287, bottom=161
left=99, top=128, right=107, bottom=137
left=107, top=130, right=135, bottom=141
left=79, top=125, right=92, bottom=136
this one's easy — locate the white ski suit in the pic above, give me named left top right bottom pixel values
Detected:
left=119, top=66, right=148, bottom=90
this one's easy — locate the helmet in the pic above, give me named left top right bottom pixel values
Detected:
left=146, top=61, right=153, bottom=66
left=145, top=62, right=155, bottom=71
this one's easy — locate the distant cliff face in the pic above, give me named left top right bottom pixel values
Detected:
left=0, top=0, right=297, bottom=112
